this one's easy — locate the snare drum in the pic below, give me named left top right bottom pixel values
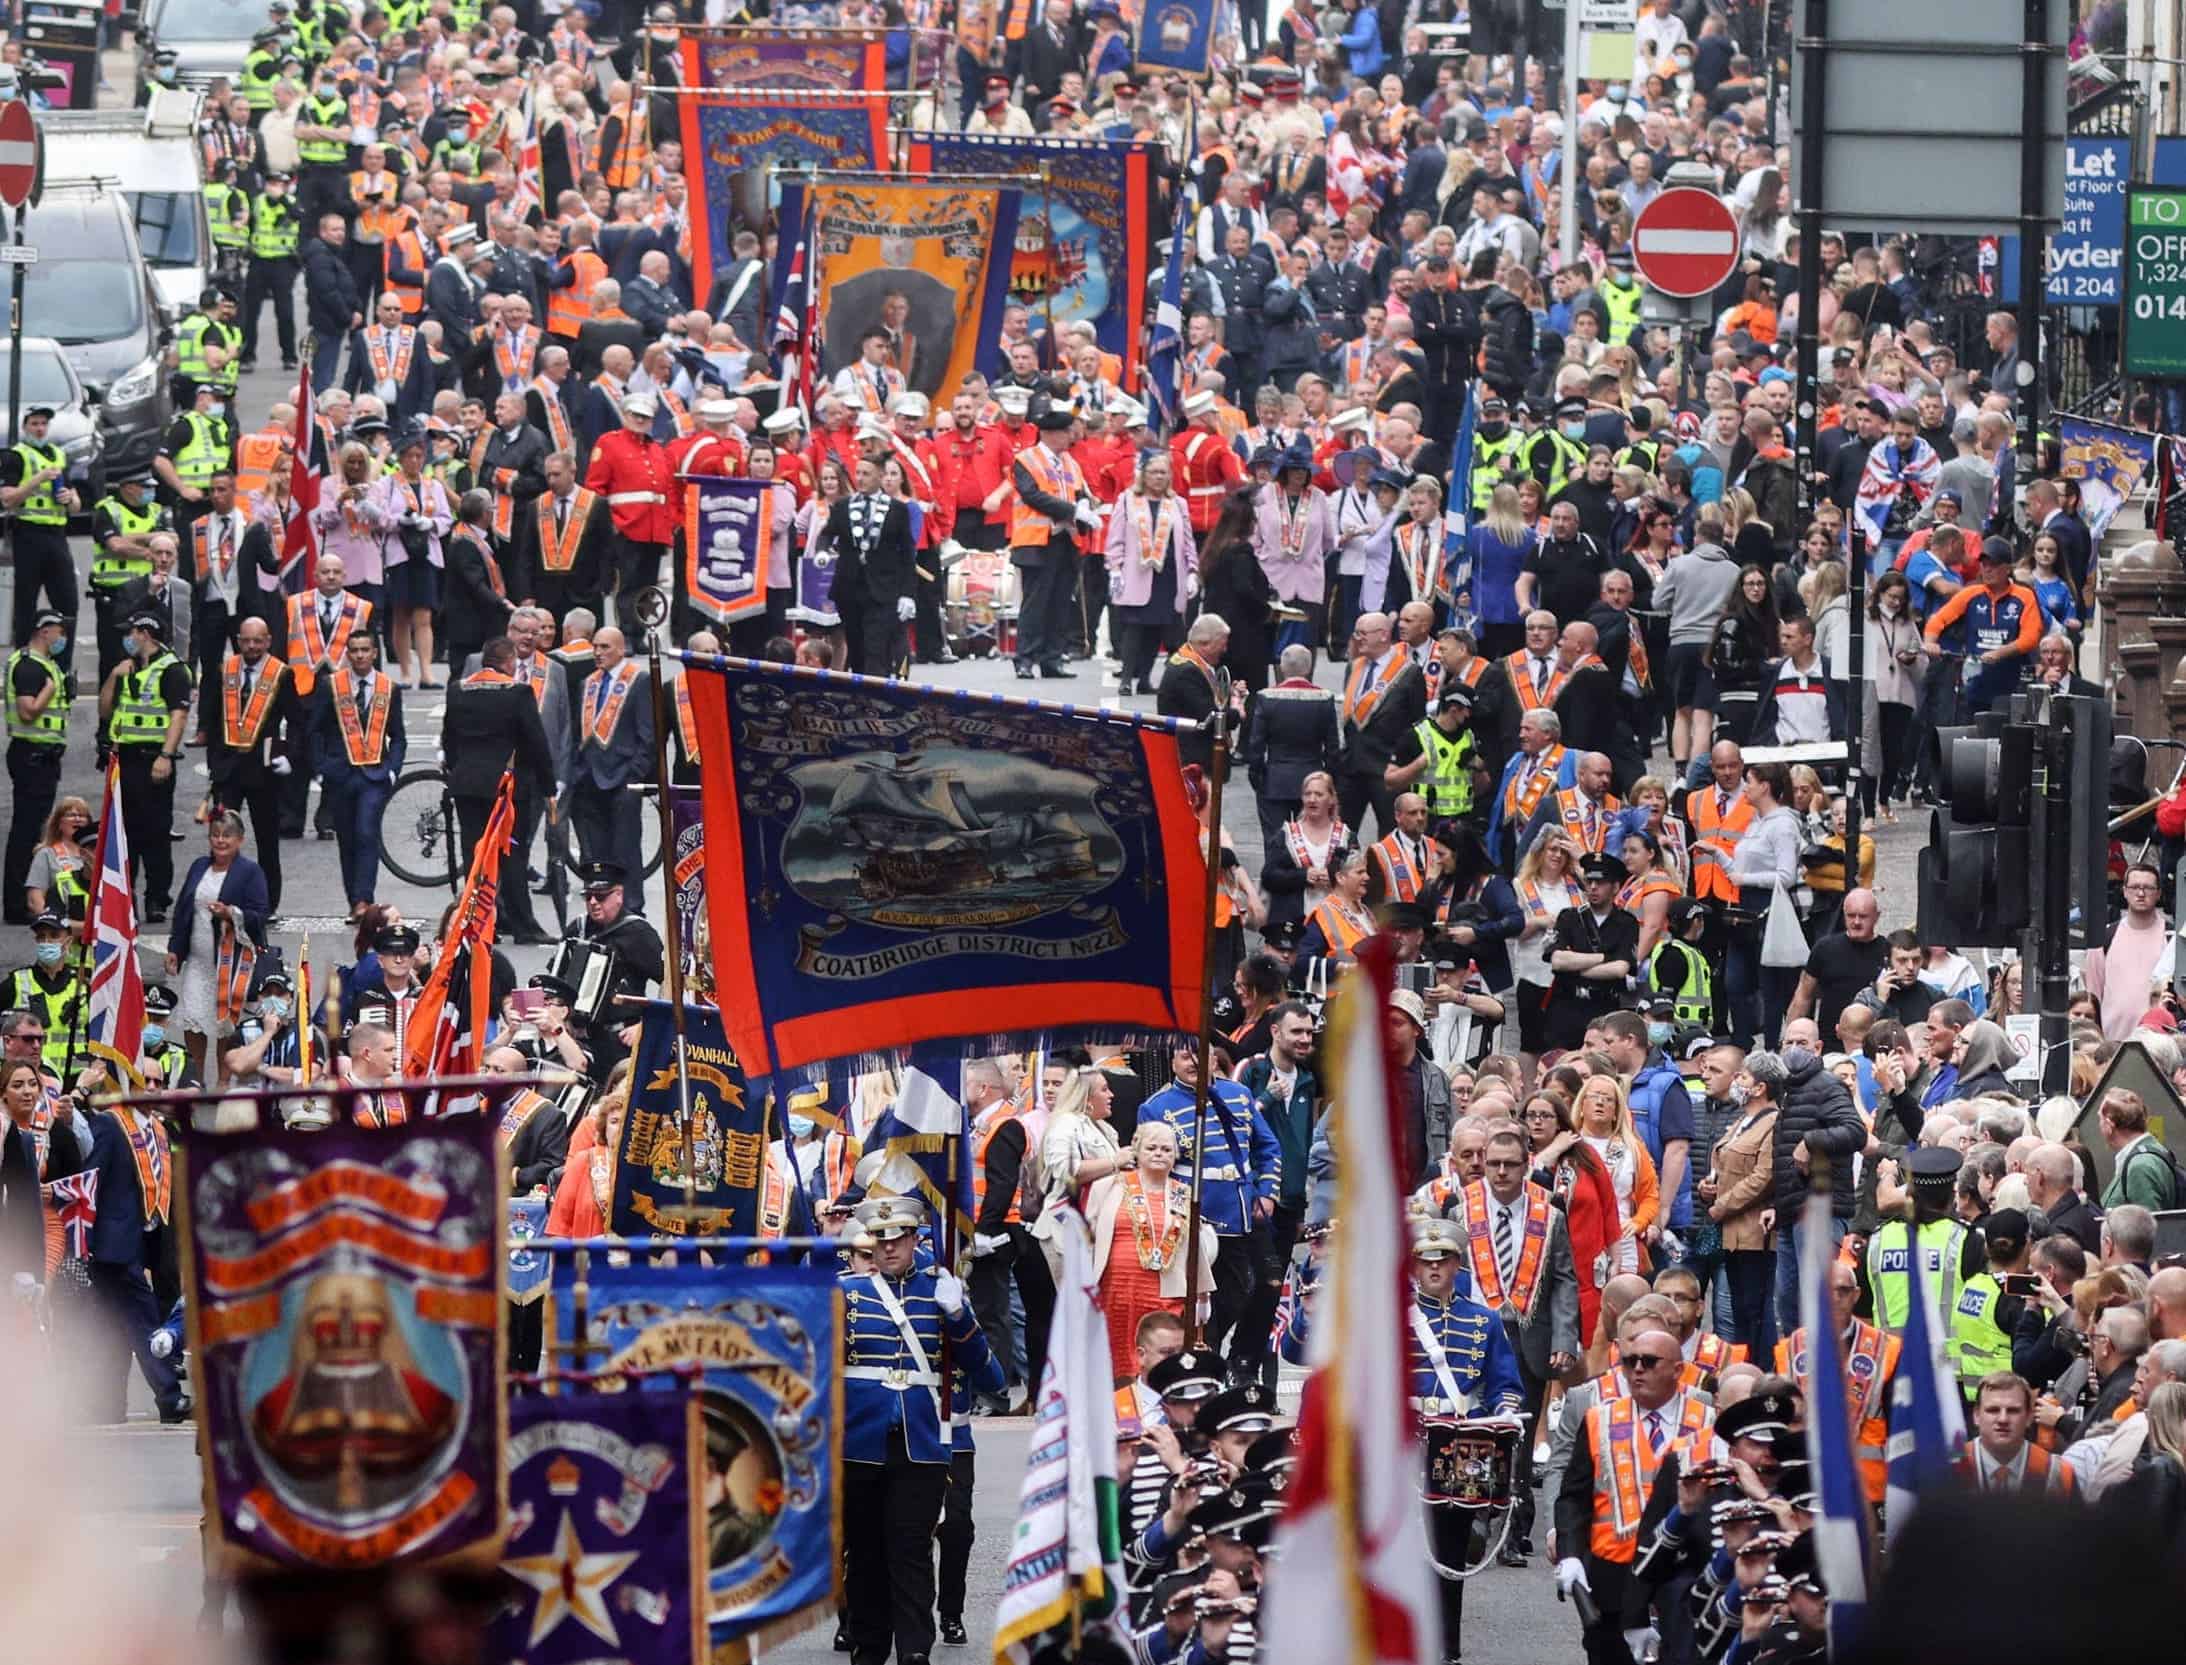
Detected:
left=1420, top=1416, right=1522, bottom=1510
left=550, top=939, right=623, bottom=1026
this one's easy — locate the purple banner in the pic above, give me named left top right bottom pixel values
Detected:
left=495, top=1390, right=705, bottom=1665
left=672, top=787, right=707, bottom=987
left=179, top=1116, right=506, bottom=1572
left=790, top=533, right=840, bottom=625
left=685, top=477, right=773, bottom=627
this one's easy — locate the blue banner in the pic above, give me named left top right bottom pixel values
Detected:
left=608, top=1001, right=770, bottom=1239
left=1997, top=135, right=2129, bottom=306
left=684, top=657, right=1211, bottom=1076
left=1134, top=0, right=1217, bottom=78
left=2059, top=415, right=2157, bottom=539
left=551, top=1261, right=842, bottom=1653
left=497, top=1390, right=705, bottom=1665
left=686, top=476, right=774, bottom=627
left=508, top=1194, right=551, bottom=1307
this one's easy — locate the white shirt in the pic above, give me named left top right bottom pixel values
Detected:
left=203, top=510, right=247, bottom=608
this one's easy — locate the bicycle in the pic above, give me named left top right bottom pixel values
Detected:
left=375, top=768, right=664, bottom=892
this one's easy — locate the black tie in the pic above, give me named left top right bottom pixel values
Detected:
left=322, top=601, right=336, bottom=637
left=557, top=496, right=568, bottom=533
left=240, top=665, right=254, bottom=703
left=1534, top=657, right=1549, bottom=692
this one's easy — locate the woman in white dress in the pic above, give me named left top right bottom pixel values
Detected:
left=1031, top=1064, right=1126, bottom=1279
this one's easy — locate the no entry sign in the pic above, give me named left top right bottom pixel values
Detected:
left=0, top=102, right=36, bottom=209
left=1630, top=187, right=1741, bottom=299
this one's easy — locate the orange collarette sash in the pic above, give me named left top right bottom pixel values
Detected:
left=1460, top=1178, right=1552, bottom=1316
left=536, top=488, right=594, bottom=571
left=1342, top=646, right=1408, bottom=727
left=221, top=655, right=286, bottom=747
left=583, top=661, right=639, bottom=746
left=329, top=668, right=394, bottom=766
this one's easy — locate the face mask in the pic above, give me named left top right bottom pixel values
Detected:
left=1728, top=1079, right=1751, bottom=1106
left=262, top=998, right=289, bottom=1022
left=1647, top=1021, right=1674, bottom=1048
left=1561, top=422, right=1585, bottom=440
left=1608, top=84, right=1628, bottom=100
left=143, top=1025, right=167, bottom=1051
left=34, top=942, right=63, bottom=967
left=1480, top=419, right=1508, bottom=440
left=1881, top=595, right=1902, bottom=616
left=788, top=1114, right=817, bottom=1139
left=241, top=1023, right=263, bottom=1042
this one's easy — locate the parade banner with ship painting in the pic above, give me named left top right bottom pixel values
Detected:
left=548, top=1261, right=843, bottom=1662
left=809, top=179, right=1022, bottom=403
left=682, top=92, right=889, bottom=303
left=608, top=1000, right=770, bottom=1240
left=682, top=655, right=1210, bottom=1076
left=494, top=1389, right=708, bottom=1665
left=677, top=27, right=886, bottom=92
left=903, top=133, right=1154, bottom=389
left=178, top=1116, right=506, bottom=1573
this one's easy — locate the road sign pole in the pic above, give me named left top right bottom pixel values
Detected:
left=1560, top=0, right=1581, bottom=269
left=1794, top=0, right=1829, bottom=530
left=6, top=202, right=22, bottom=452
left=2016, top=0, right=2050, bottom=479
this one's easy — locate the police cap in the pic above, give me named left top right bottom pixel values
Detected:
left=1907, top=1146, right=1962, bottom=1188
left=374, top=924, right=422, bottom=955
left=143, top=982, right=180, bottom=1016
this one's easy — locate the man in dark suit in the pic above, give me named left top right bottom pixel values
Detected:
left=621, top=250, right=680, bottom=340
left=1242, top=642, right=1341, bottom=844
left=2029, top=477, right=2094, bottom=604
left=1206, top=225, right=1272, bottom=403
left=206, top=615, right=301, bottom=914
left=706, top=229, right=769, bottom=354
left=824, top=452, right=918, bottom=678
left=449, top=633, right=558, bottom=943
left=1550, top=619, right=1643, bottom=793
left=569, top=625, right=655, bottom=912
left=78, top=1098, right=190, bottom=1423
left=522, top=449, right=608, bottom=620
left=1337, top=610, right=1427, bottom=841
left=470, top=391, right=552, bottom=569
left=573, top=281, right=650, bottom=382
left=427, top=226, right=488, bottom=348
left=1017, top=0, right=1081, bottom=109
left=313, top=630, right=407, bottom=916
left=526, top=344, right=585, bottom=466
left=1156, top=613, right=1233, bottom=770
left=443, top=489, right=518, bottom=692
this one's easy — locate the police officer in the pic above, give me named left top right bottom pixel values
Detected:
left=1526, top=396, right=1589, bottom=499
left=2, top=405, right=84, bottom=678
left=1386, top=689, right=1481, bottom=825
left=1597, top=252, right=1645, bottom=350
left=90, top=474, right=172, bottom=681
left=840, top=1195, right=1002, bottom=1665
left=241, top=172, right=303, bottom=373
left=99, top=612, right=193, bottom=924
left=294, top=59, right=355, bottom=232
left=239, top=30, right=286, bottom=121
left=5, top=912, right=84, bottom=1077
left=1860, top=1146, right=1984, bottom=1335
left=1643, top=897, right=1717, bottom=1032
left=4, top=611, right=71, bottom=922
left=138, top=983, right=197, bottom=1088
left=172, top=287, right=227, bottom=405
left=204, top=166, right=253, bottom=289
left=155, top=381, right=235, bottom=540
left=1948, top=1206, right=2031, bottom=1403
left=1468, top=395, right=1525, bottom=513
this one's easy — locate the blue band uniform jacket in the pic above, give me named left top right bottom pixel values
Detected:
left=841, top=1263, right=1004, bottom=1465
left=1408, top=1287, right=1525, bottom=1416
left=1138, top=1078, right=1280, bottom=1237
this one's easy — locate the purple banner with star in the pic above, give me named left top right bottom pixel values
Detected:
left=495, top=1389, right=706, bottom=1665
left=177, top=1115, right=507, bottom=1573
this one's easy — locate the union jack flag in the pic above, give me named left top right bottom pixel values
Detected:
left=772, top=195, right=816, bottom=429
left=44, top=1170, right=98, bottom=1261
left=281, top=364, right=323, bottom=590
left=83, top=756, right=145, bottom=1082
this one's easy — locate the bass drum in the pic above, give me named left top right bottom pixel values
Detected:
left=1419, top=1414, right=1524, bottom=1581
left=946, top=551, right=1019, bottom=659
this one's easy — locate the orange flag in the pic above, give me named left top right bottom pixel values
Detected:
left=404, top=771, right=517, bottom=1080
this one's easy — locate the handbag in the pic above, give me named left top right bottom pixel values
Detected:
left=1761, top=880, right=1808, bottom=968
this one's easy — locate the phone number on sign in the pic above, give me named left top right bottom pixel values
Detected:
left=2133, top=291, right=2186, bottom=319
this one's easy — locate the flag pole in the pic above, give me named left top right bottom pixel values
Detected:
left=938, top=1128, right=958, bottom=1444
left=1180, top=710, right=1231, bottom=1345
left=643, top=593, right=699, bottom=1227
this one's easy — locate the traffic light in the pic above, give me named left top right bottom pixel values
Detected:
left=2059, top=691, right=2115, bottom=948
left=1919, top=715, right=2034, bottom=949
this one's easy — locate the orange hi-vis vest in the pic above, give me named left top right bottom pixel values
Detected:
left=972, top=1104, right=1030, bottom=1226
left=1457, top=1178, right=1554, bottom=1319
left=234, top=428, right=287, bottom=502
left=1551, top=788, right=1624, bottom=855
left=1500, top=742, right=1569, bottom=833
left=548, top=248, right=607, bottom=338
left=1371, top=831, right=1427, bottom=902
left=591, top=104, right=650, bottom=190
left=220, top=655, right=286, bottom=748
left=287, top=591, right=371, bottom=696
left=1307, top=895, right=1372, bottom=958
left=383, top=228, right=429, bottom=316
left=328, top=667, right=394, bottom=766
left=1688, top=786, right=1757, bottom=905
left=1587, top=1392, right=1712, bottom=1562
left=1008, top=443, right=1087, bottom=547
left=1776, top=1322, right=1899, bottom=1503
left=1504, top=648, right=1569, bottom=711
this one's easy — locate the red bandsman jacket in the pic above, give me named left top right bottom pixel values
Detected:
left=667, top=428, right=743, bottom=520
left=807, top=424, right=861, bottom=481
left=582, top=428, right=679, bottom=545
left=1074, top=432, right=1137, bottom=507
left=933, top=421, right=1015, bottom=531
left=1170, top=422, right=1248, bottom=534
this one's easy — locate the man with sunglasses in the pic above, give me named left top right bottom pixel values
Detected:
left=1555, top=1324, right=1715, bottom=1665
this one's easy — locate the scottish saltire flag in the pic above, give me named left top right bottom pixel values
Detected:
left=864, top=1044, right=974, bottom=1243
left=83, top=758, right=144, bottom=1080
left=993, top=1208, right=1126, bottom=1665
left=1798, top=1196, right=1872, bottom=1653
left=1145, top=121, right=1197, bottom=435
left=45, top=1170, right=98, bottom=1260
left=1883, top=1220, right=1968, bottom=1542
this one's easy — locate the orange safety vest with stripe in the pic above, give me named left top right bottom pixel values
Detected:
left=590, top=104, right=650, bottom=190
left=971, top=1104, right=1030, bottom=1226
left=382, top=228, right=429, bottom=316
left=1775, top=1321, right=1899, bottom=1503
left=1371, top=831, right=1427, bottom=902
left=548, top=248, right=607, bottom=338
left=1586, top=1392, right=1712, bottom=1562
left=1688, top=787, right=1756, bottom=905
left=1306, top=896, right=1372, bottom=958
left=1008, top=444, right=1086, bottom=547
left=234, top=429, right=288, bottom=503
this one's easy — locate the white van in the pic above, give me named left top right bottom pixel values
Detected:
left=42, top=88, right=211, bottom=324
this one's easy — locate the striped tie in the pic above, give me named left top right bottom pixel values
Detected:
left=1493, top=1204, right=1515, bottom=1290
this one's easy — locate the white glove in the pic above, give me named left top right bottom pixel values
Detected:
left=269, top=754, right=293, bottom=776
left=150, top=1328, right=176, bottom=1359
left=971, top=1232, right=1007, bottom=1259
left=1622, top=1626, right=1659, bottom=1660
left=1072, top=502, right=1099, bottom=531
left=1555, top=1558, right=1591, bottom=1598
left=933, top=1270, right=965, bottom=1316
left=897, top=595, right=917, bottom=622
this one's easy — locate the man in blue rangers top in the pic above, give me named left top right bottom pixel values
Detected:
left=840, top=1194, right=1002, bottom=1665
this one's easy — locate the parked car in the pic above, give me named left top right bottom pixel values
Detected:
left=13, top=186, right=172, bottom=481
left=44, top=91, right=212, bottom=324
left=134, top=0, right=275, bottom=99
left=0, top=335, right=109, bottom=509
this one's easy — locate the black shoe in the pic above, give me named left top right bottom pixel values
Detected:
left=1038, top=664, right=1070, bottom=679
left=940, top=1618, right=968, bottom=1647
left=278, top=825, right=306, bottom=840
left=317, top=827, right=337, bottom=841
left=1497, top=1545, right=1528, bottom=1568
left=1014, top=664, right=1036, bottom=680
left=144, top=906, right=169, bottom=925
left=832, top=1621, right=852, bottom=1653
left=903, top=1654, right=932, bottom=1665
left=159, top=1396, right=194, bottom=1425
left=1516, top=1535, right=1536, bottom=1557
left=510, top=928, right=556, bottom=947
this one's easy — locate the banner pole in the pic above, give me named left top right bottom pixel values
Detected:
left=1180, top=709, right=1230, bottom=1346
left=938, top=1131, right=958, bottom=1444
left=645, top=610, right=699, bottom=1227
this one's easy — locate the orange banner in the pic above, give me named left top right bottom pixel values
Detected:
left=415, top=1286, right=501, bottom=1328
left=243, top=1473, right=480, bottom=1566
left=243, top=1161, right=449, bottom=1234
left=203, top=1212, right=492, bottom=1295
left=197, top=1291, right=284, bottom=1345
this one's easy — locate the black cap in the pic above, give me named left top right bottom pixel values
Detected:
left=1908, top=1147, right=1962, bottom=1186
left=255, top=969, right=294, bottom=995
left=1581, top=852, right=1623, bottom=884
left=529, top=972, right=579, bottom=1004
left=375, top=925, right=421, bottom=955
left=1379, top=899, right=1430, bottom=932
left=1480, top=396, right=1509, bottom=417
left=1715, top=1387, right=1801, bottom=1447
left=143, top=982, right=179, bottom=1015
left=24, top=405, right=54, bottom=422
left=1262, top=916, right=1304, bottom=949
left=1241, top=1425, right=1299, bottom=1488
left=1194, top=1382, right=1279, bottom=1439
left=1144, top=1347, right=1226, bottom=1403
left=127, top=610, right=166, bottom=635
left=30, top=910, right=67, bottom=933
left=1978, top=535, right=2016, bottom=566
left=1435, top=687, right=1475, bottom=717
left=578, top=860, right=628, bottom=895
left=1554, top=396, right=1587, bottom=420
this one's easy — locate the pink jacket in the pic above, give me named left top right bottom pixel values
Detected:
left=1252, top=485, right=1335, bottom=603
left=1102, top=489, right=1198, bottom=612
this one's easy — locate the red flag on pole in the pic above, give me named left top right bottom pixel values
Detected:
left=403, top=771, right=516, bottom=1081
left=282, top=363, right=322, bottom=590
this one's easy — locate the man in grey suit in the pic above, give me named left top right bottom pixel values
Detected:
left=1448, top=1124, right=1582, bottom=1565
left=569, top=624, right=654, bottom=913
left=464, top=606, right=573, bottom=938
